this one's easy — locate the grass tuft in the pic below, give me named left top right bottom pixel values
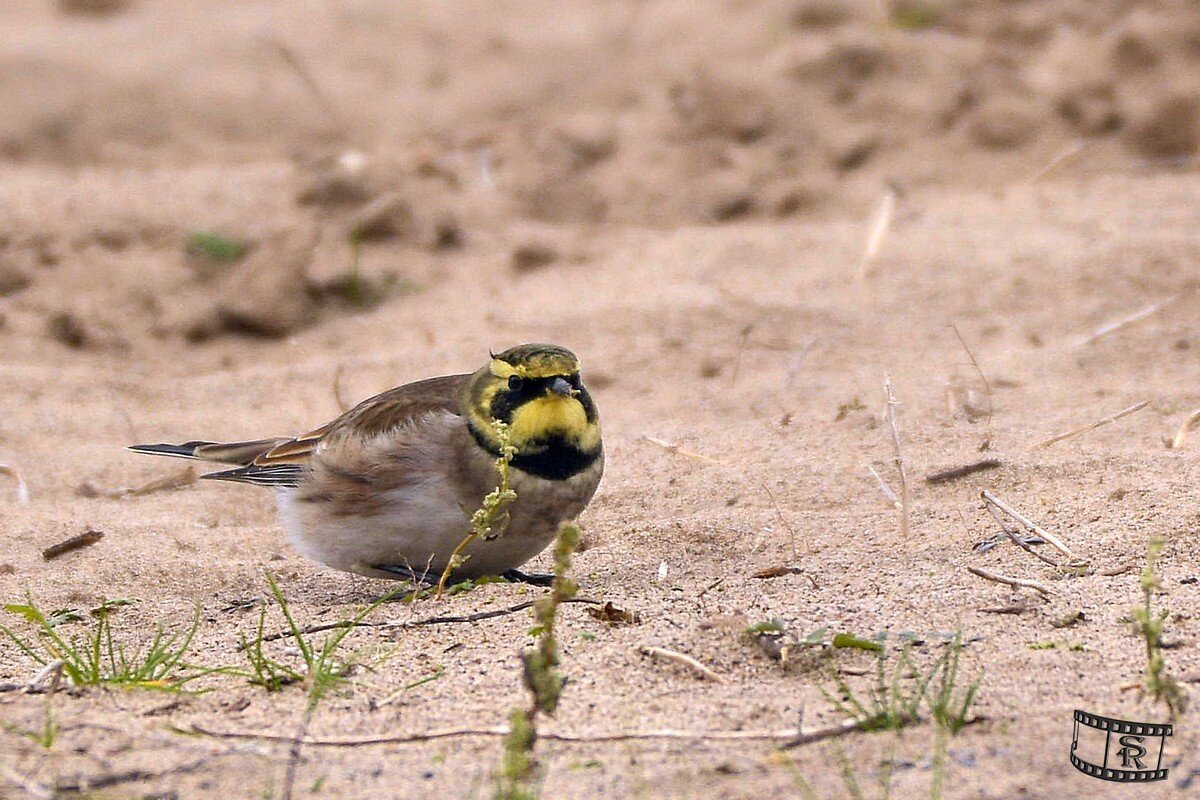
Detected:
left=1133, top=538, right=1187, bottom=719
left=239, top=574, right=402, bottom=706
left=822, top=630, right=981, bottom=735
left=927, top=631, right=981, bottom=734
left=1, top=597, right=215, bottom=691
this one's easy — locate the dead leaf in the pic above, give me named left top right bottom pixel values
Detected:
left=586, top=602, right=641, bottom=626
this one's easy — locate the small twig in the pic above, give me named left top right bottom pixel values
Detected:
left=983, top=504, right=1061, bottom=568
left=78, top=465, right=197, bottom=499
left=784, top=338, right=818, bottom=388
left=639, top=435, right=722, bottom=465
left=1170, top=408, right=1200, bottom=449
left=761, top=483, right=798, bottom=559
left=1032, top=400, right=1149, bottom=449
left=27, top=660, right=65, bottom=693
left=950, top=324, right=993, bottom=446
left=883, top=376, right=911, bottom=537
left=855, top=186, right=897, bottom=281
left=1025, top=139, right=1089, bottom=183
left=251, top=598, right=602, bottom=646
left=264, top=37, right=348, bottom=139
left=751, top=566, right=807, bottom=580
left=0, top=461, right=30, bottom=504
left=185, top=722, right=798, bottom=746
left=967, top=566, right=1058, bottom=596
left=331, top=364, right=352, bottom=412
left=638, top=645, right=725, bottom=683
left=925, top=459, right=1003, bottom=485
left=866, top=465, right=901, bottom=510
left=978, top=601, right=1028, bottom=615
left=41, top=756, right=213, bottom=795
left=42, top=530, right=104, bottom=561
left=730, top=324, right=754, bottom=386
left=781, top=716, right=909, bottom=750
left=980, top=489, right=1080, bottom=562
left=280, top=704, right=314, bottom=800
left=1074, top=296, right=1178, bottom=348
left=1, top=769, right=53, bottom=800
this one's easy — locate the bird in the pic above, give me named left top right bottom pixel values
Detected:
left=129, top=343, right=603, bottom=585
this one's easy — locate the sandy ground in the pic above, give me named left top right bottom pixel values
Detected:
left=3, top=2, right=1200, bottom=798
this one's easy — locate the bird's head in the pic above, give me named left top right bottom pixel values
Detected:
left=463, top=343, right=601, bottom=477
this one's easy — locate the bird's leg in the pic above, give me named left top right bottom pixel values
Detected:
left=501, top=568, right=555, bottom=587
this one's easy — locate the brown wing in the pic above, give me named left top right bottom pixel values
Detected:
left=249, top=373, right=470, bottom=467
left=137, top=374, right=470, bottom=488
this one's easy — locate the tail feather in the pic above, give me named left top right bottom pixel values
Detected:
left=200, top=463, right=307, bottom=487
left=128, top=437, right=292, bottom=466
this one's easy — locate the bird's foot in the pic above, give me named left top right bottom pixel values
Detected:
left=501, top=569, right=555, bottom=587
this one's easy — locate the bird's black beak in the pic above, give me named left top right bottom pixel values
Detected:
left=548, top=376, right=575, bottom=397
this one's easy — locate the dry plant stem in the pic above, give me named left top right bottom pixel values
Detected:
left=729, top=324, right=754, bottom=386
left=640, top=435, right=722, bottom=464
left=252, top=598, right=602, bottom=645
left=265, top=38, right=348, bottom=139
left=967, top=566, right=1057, bottom=596
left=186, top=723, right=798, bottom=747
left=42, top=530, right=104, bottom=560
left=81, top=465, right=197, bottom=499
left=52, top=757, right=214, bottom=794
left=1171, top=408, right=1200, bottom=449
left=983, top=504, right=1060, bottom=568
left=980, top=489, right=1079, bottom=561
left=761, top=483, right=798, bottom=559
left=867, top=465, right=902, bottom=509
left=0, top=461, right=30, bottom=504
left=697, top=577, right=725, bottom=599
left=435, top=419, right=518, bottom=596
left=1, top=768, right=52, bottom=800
left=1025, top=139, right=1089, bottom=183
left=855, top=186, right=897, bottom=281
left=639, top=645, right=725, bottom=683
left=883, top=375, right=911, bottom=537
left=331, top=363, right=352, bottom=412
left=1074, top=296, right=1178, bottom=347
left=925, top=459, right=1003, bottom=484
left=128, top=465, right=197, bottom=496
left=28, top=659, right=65, bottom=693
left=280, top=704, right=315, bottom=800
left=950, top=324, right=993, bottom=443
left=435, top=533, right=481, bottom=597
left=781, top=716, right=911, bottom=750
left=1032, top=400, right=1149, bottom=449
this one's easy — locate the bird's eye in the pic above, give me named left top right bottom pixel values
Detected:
left=507, top=375, right=524, bottom=391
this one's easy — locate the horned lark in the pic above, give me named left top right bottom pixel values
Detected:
left=130, top=344, right=603, bottom=584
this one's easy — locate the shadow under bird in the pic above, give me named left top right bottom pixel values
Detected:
left=130, top=344, right=603, bottom=585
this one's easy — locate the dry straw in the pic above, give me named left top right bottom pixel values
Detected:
left=1032, top=400, right=1148, bottom=450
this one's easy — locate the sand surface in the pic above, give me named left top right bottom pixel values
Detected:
left=2, top=2, right=1200, bottom=798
